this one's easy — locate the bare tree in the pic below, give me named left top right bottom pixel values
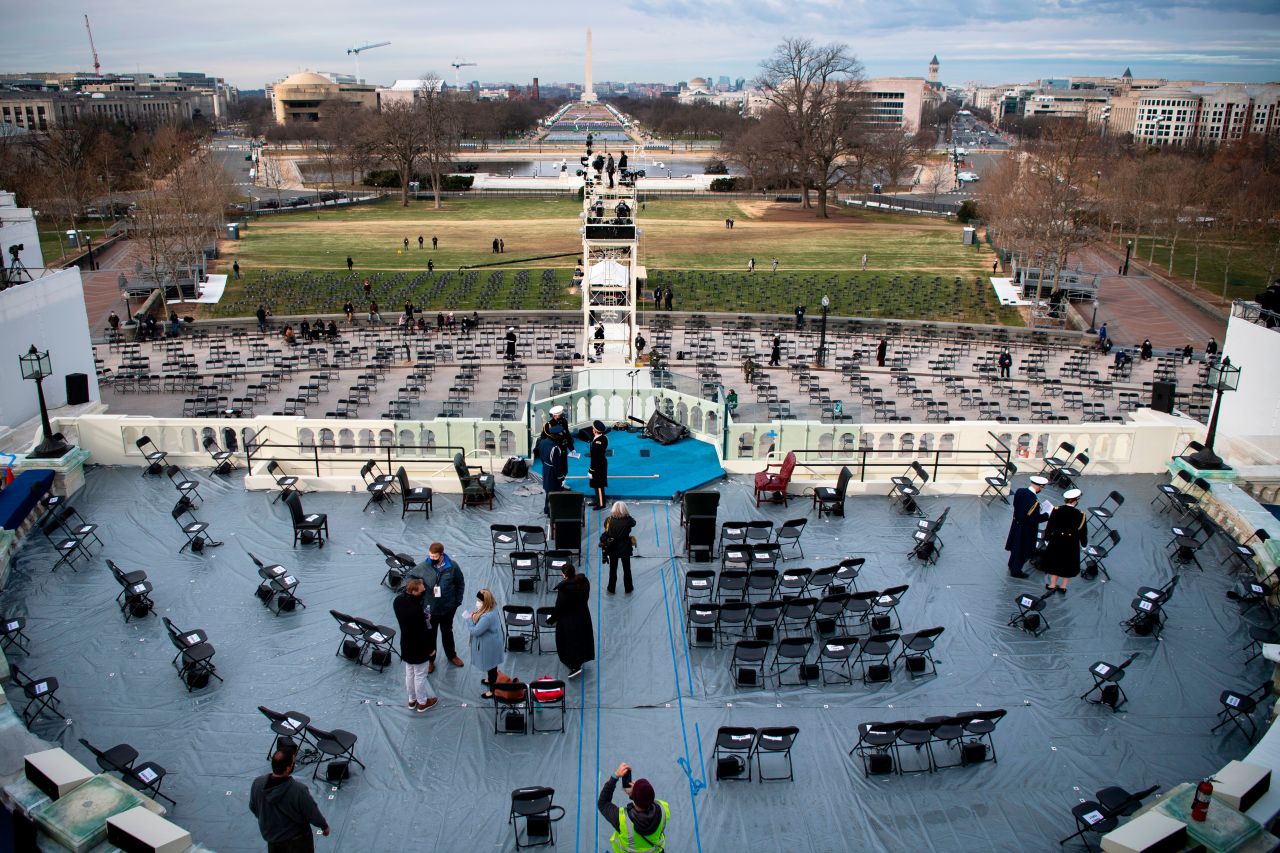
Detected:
left=755, top=37, right=865, bottom=217
left=258, top=155, right=286, bottom=208
left=416, top=76, right=461, bottom=211
left=867, top=129, right=931, bottom=188
left=371, top=76, right=458, bottom=208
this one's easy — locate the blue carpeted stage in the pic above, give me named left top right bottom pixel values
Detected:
left=531, top=429, right=725, bottom=500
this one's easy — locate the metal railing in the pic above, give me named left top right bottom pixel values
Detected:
left=244, top=431, right=478, bottom=479
left=778, top=430, right=1011, bottom=483
left=1233, top=299, right=1280, bottom=331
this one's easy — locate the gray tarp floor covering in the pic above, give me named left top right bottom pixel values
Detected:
left=0, top=465, right=1264, bottom=852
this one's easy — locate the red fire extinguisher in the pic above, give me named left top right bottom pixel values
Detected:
left=1191, top=777, right=1216, bottom=822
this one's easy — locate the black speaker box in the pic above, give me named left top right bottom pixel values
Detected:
left=866, top=664, right=891, bottom=682
left=325, top=761, right=350, bottom=782
left=1101, top=684, right=1121, bottom=707
left=694, top=627, right=714, bottom=644
left=1151, top=380, right=1176, bottom=414
left=525, top=815, right=551, bottom=839
left=960, top=742, right=987, bottom=765
left=504, top=712, right=526, bottom=732
left=1022, top=613, right=1041, bottom=633
left=370, top=648, right=392, bottom=668
left=190, top=536, right=204, bottom=552
left=341, top=638, right=361, bottom=659
left=185, top=670, right=210, bottom=690
left=799, top=663, right=820, bottom=681
left=755, top=625, right=774, bottom=642
left=517, top=578, right=537, bottom=593
left=65, top=372, right=90, bottom=406
left=870, top=615, right=891, bottom=632
left=129, top=601, right=151, bottom=619
left=868, top=753, right=894, bottom=775
left=905, top=656, right=928, bottom=674
left=508, top=636, right=529, bottom=652
left=277, top=596, right=297, bottom=612
left=716, top=756, right=746, bottom=779
left=256, top=583, right=274, bottom=602
left=736, top=668, right=758, bottom=687
left=815, top=618, right=837, bottom=636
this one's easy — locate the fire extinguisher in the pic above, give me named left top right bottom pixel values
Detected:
left=1191, top=777, right=1216, bottom=822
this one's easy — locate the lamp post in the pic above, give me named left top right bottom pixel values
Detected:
left=85, top=235, right=95, bottom=271
left=1186, top=356, right=1241, bottom=471
left=816, top=295, right=830, bottom=368
left=1122, top=240, right=1132, bottom=276
left=18, top=345, right=73, bottom=459
left=1087, top=300, right=1099, bottom=334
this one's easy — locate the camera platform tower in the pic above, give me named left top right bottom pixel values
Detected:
left=579, top=138, right=641, bottom=370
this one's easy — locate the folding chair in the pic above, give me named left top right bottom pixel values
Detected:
left=510, top=552, right=541, bottom=594
left=776, top=568, right=812, bottom=599
left=730, top=640, right=770, bottom=688
left=116, top=568, right=155, bottom=622
left=1, top=615, right=31, bottom=654
left=894, top=720, right=938, bottom=774
left=518, top=525, right=548, bottom=553
left=1082, top=530, right=1120, bottom=581
left=172, top=499, right=222, bottom=554
left=503, top=604, right=537, bottom=653
left=716, top=568, right=749, bottom=603
left=854, top=633, right=899, bottom=684
left=305, top=724, right=364, bottom=787
left=492, top=683, right=531, bottom=736
left=396, top=467, right=433, bottom=518
left=1151, top=470, right=1198, bottom=516
left=164, top=465, right=202, bottom=504
left=543, top=550, right=573, bottom=586
left=1225, top=529, right=1271, bottom=576
left=686, top=603, right=719, bottom=648
left=870, top=584, right=909, bottom=633
left=684, top=569, right=715, bottom=602
left=9, top=665, right=63, bottom=726
left=491, top=524, right=520, bottom=566
left=712, top=726, right=757, bottom=782
left=773, top=518, right=807, bottom=559
left=1058, top=799, right=1120, bottom=851
left=1168, top=509, right=1214, bottom=570
left=981, top=462, right=1017, bottom=504
left=1038, top=441, right=1075, bottom=479
left=1087, top=491, right=1125, bottom=535
left=755, top=726, right=799, bottom=782
left=136, top=435, right=167, bottom=476
left=202, top=435, right=236, bottom=474
left=817, top=635, right=859, bottom=684
left=1121, top=596, right=1164, bottom=639
left=745, top=520, right=775, bottom=545
left=360, top=461, right=392, bottom=511
left=779, top=597, right=816, bottom=639
left=889, top=461, right=929, bottom=515
left=166, top=624, right=222, bottom=691
left=770, top=637, right=814, bottom=686
left=257, top=706, right=313, bottom=760
left=285, top=493, right=328, bottom=547
left=255, top=557, right=305, bottom=615
left=267, top=460, right=300, bottom=504
left=1211, top=682, right=1273, bottom=742
left=1007, top=591, right=1052, bottom=636
left=1080, top=652, right=1140, bottom=711
left=509, top=785, right=566, bottom=849
left=923, top=714, right=970, bottom=770
left=806, top=566, right=837, bottom=599
left=895, top=626, right=944, bottom=678
left=961, top=709, right=1006, bottom=764
left=359, top=622, right=398, bottom=672
left=745, top=569, right=779, bottom=603
left=1053, top=451, right=1090, bottom=490
left=78, top=738, right=175, bottom=807
left=813, top=466, right=852, bottom=517
left=833, top=558, right=863, bottom=594
left=509, top=778, right=565, bottom=845
left=850, top=721, right=903, bottom=777
left=719, top=521, right=748, bottom=553
left=813, top=593, right=849, bottom=638
left=376, top=543, right=416, bottom=590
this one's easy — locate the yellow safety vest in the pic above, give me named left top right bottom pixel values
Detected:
left=612, top=800, right=670, bottom=852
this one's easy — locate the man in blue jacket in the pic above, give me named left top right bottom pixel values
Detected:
left=1005, top=475, right=1049, bottom=578
left=417, top=541, right=466, bottom=672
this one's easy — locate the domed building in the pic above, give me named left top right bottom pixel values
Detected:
left=686, top=77, right=711, bottom=94
left=270, top=70, right=378, bottom=125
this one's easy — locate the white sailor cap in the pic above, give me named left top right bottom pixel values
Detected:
left=1029, top=475, right=1049, bottom=486
left=1063, top=488, right=1082, bottom=500
left=550, top=406, right=565, bottom=416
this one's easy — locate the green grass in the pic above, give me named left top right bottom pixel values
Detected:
left=37, top=225, right=112, bottom=264
left=1125, top=235, right=1277, bottom=303
left=215, top=195, right=1012, bottom=324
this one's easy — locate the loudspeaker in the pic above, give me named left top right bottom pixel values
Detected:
left=507, top=636, right=529, bottom=652
left=1215, top=760, right=1272, bottom=812
left=1022, top=613, right=1041, bottom=633
left=716, top=756, right=746, bottom=779
left=815, top=618, right=837, bottom=636
left=517, top=578, right=536, bottom=593
left=129, top=600, right=151, bottom=619
left=525, top=815, right=551, bottom=840
left=1151, top=381, right=1176, bottom=414
left=736, top=667, right=758, bottom=687
left=866, top=664, right=891, bottom=682
left=277, top=596, right=297, bottom=612
left=694, top=627, right=714, bottom=644
left=185, top=670, right=210, bottom=690
left=867, top=753, right=894, bottom=775
left=800, top=663, right=820, bottom=681
left=106, top=806, right=192, bottom=853
left=960, top=742, right=987, bottom=765
left=1101, top=684, right=1121, bottom=708
left=24, top=748, right=93, bottom=800
left=190, top=536, right=204, bottom=552
left=905, top=656, right=928, bottom=674
left=256, top=583, right=274, bottom=602
left=105, top=804, right=189, bottom=850
left=870, top=615, right=891, bottom=632
left=369, top=648, right=392, bottom=668
left=755, top=625, right=774, bottom=642
left=341, top=638, right=361, bottom=659
left=504, top=712, right=526, bottom=732
left=65, top=372, right=90, bottom=406
left=325, top=761, right=350, bottom=782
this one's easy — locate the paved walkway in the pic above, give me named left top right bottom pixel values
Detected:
left=1076, top=245, right=1227, bottom=350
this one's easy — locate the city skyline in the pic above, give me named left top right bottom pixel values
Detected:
left=6, top=0, right=1279, bottom=90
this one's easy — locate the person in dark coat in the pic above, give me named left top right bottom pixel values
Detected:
left=504, top=327, right=517, bottom=360
left=770, top=335, right=782, bottom=367
left=1140, top=338, right=1153, bottom=360
left=589, top=420, right=609, bottom=509
left=1005, top=475, right=1049, bottom=578
left=250, top=745, right=330, bottom=852
left=876, top=338, right=887, bottom=367
left=1042, top=489, right=1088, bottom=593
left=1205, top=337, right=1218, bottom=357
left=538, top=428, right=567, bottom=514
left=998, top=349, right=1013, bottom=379
left=664, top=287, right=673, bottom=311
left=603, top=501, right=637, bottom=594
left=542, top=405, right=574, bottom=453
left=416, top=543, right=466, bottom=671
left=393, top=578, right=438, bottom=711
left=546, top=562, right=594, bottom=678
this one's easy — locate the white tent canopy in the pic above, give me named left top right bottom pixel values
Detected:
left=588, top=259, right=629, bottom=287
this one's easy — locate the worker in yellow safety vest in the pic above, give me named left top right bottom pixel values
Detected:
left=598, top=761, right=669, bottom=851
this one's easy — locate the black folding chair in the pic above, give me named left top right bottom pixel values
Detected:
left=1225, top=529, right=1271, bottom=576
left=136, top=435, right=167, bottom=475
left=889, top=461, right=928, bottom=516
left=509, top=785, right=566, bottom=849
left=1086, top=491, right=1124, bottom=535
left=773, top=518, right=807, bottom=559
left=817, top=635, right=858, bottom=685
left=1007, top=591, right=1052, bottom=636
left=1082, top=531, right=1120, bottom=581
left=895, top=626, right=944, bottom=678
left=503, top=604, right=537, bottom=652
left=813, top=466, right=851, bottom=517
left=854, top=633, right=899, bottom=684
left=164, top=465, right=202, bottom=505
left=1, top=615, right=31, bottom=654
left=9, top=664, right=63, bottom=726
left=78, top=738, right=175, bottom=806
left=359, top=461, right=392, bottom=511
left=1080, top=652, right=1140, bottom=711
left=267, top=460, right=300, bottom=504
left=202, top=435, right=236, bottom=474
left=305, top=724, right=364, bottom=787
left=981, top=462, right=1017, bottom=504
left=286, top=492, right=328, bottom=547
left=1211, top=682, right=1272, bottom=742
left=171, top=499, right=222, bottom=554
left=491, top=524, right=520, bottom=566
left=257, top=706, right=314, bottom=760
left=770, top=637, right=813, bottom=686
left=730, top=640, right=769, bottom=688
left=712, top=726, right=757, bottom=782
left=756, top=726, right=799, bottom=782
left=850, top=721, right=903, bottom=777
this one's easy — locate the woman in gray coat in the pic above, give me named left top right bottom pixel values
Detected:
left=467, top=589, right=505, bottom=699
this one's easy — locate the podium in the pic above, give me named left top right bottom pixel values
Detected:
left=549, top=491, right=586, bottom=556
left=681, top=490, right=720, bottom=561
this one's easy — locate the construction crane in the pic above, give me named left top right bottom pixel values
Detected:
left=84, top=14, right=101, bottom=76
left=346, top=41, right=390, bottom=83
left=451, top=59, right=477, bottom=89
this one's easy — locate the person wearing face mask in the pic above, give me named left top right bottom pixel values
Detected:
left=416, top=541, right=466, bottom=673
left=545, top=562, right=594, bottom=679
left=465, top=589, right=505, bottom=699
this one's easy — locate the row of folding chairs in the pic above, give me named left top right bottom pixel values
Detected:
left=850, top=710, right=1007, bottom=776
left=711, top=725, right=800, bottom=782
left=331, top=610, right=398, bottom=672
left=727, top=626, right=943, bottom=689
left=38, top=500, right=102, bottom=572
left=257, top=706, right=366, bottom=787
left=687, top=558, right=866, bottom=604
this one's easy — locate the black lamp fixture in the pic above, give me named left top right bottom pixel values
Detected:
left=19, top=344, right=72, bottom=459
left=816, top=295, right=830, bottom=368
left=1185, top=356, right=1241, bottom=471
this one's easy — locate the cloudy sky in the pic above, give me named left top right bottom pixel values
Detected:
left=8, top=0, right=1279, bottom=90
